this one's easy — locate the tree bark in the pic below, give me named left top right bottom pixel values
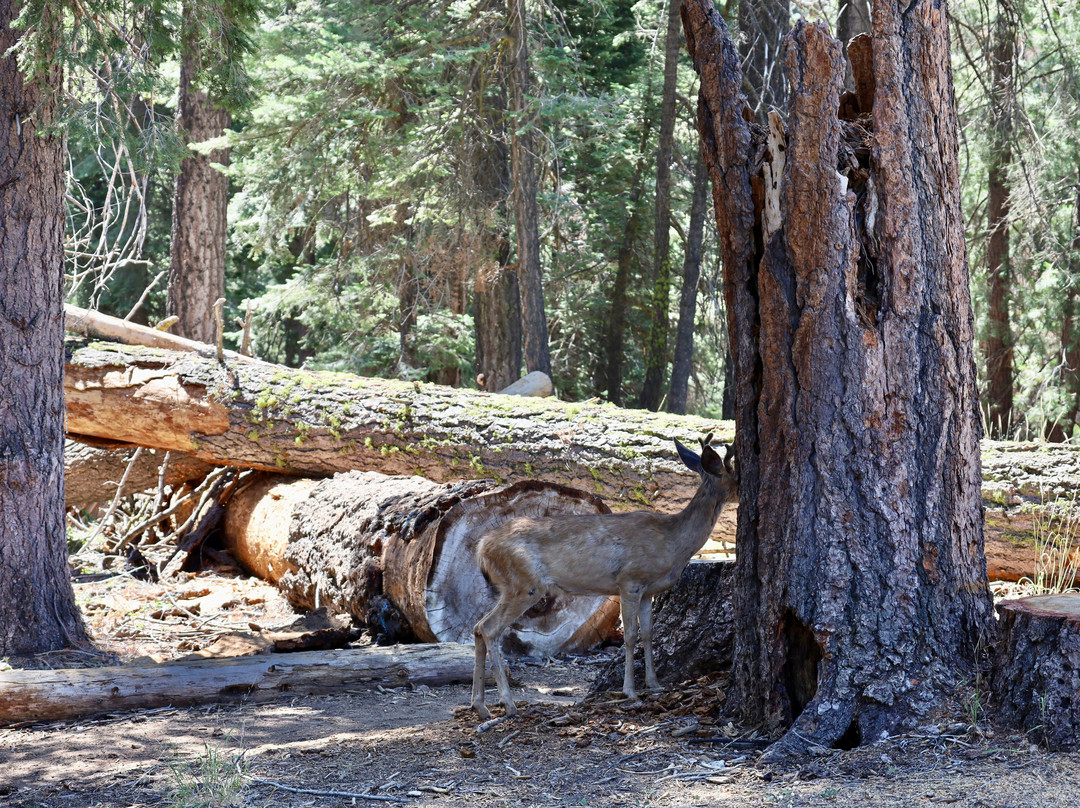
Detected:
left=683, top=2, right=995, bottom=756
left=984, top=0, right=1016, bottom=439
left=638, top=0, right=684, bottom=412
left=475, top=262, right=523, bottom=392
left=507, top=0, right=551, bottom=377
left=836, top=0, right=871, bottom=90
left=603, top=112, right=654, bottom=407
left=991, top=594, right=1080, bottom=751
left=590, top=559, right=736, bottom=694
left=167, top=9, right=231, bottom=344
left=667, top=156, right=710, bottom=414
left=1060, top=173, right=1080, bottom=440
left=0, top=1, right=89, bottom=655
left=223, top=473, right=619, bottom=654
left=0, top=643, right=476, bottom=724
left=738, top=0, right=789, bottom=121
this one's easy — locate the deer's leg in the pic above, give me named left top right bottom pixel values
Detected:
left=471, top=623, right=491, bottom=720
left=619, top=589, right=642, bottom=701
left=475, top=591, right=539, bottom=717
left=640, top=595, right=660, bottom=690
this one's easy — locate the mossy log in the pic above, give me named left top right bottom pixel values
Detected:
left=65, top=339, right=733, bottom=521
left=0, top=643, right=474, bottom=724
left=222, top=472, right=621, bottom=656
left=991, top=594, right=1080, bottom=750
left=65, top=340, right=1080, bottom=581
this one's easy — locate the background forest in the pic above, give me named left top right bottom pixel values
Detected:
left=64, top=0, right=1080, bottom=435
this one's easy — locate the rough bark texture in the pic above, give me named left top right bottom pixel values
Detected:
left=0, top=2, right=89, bottom=655
left=223, top=473, right=619, bottom=655
left=684, top=2, right=995, bottom=756
left=591, top=559, right=736, bottom=693
left=167, top=37, right=231, bottom=344
left=475, top=263, right=523, bottom=393
left=64, top=441, right=216, bottom=509
left=984, top=0, right=1016, bottom=439
left=667, top=156, right=710, bottom=414
left=1059, top=173, right=1080, bottom=440
left=837, top=0, right=871, bottom=90
left=638, top=0, right=684, bottom=412
left=992, top=595, right=1080, bottom=751
left=507, top=0, right=551, bottom=377
left=0, top=643, right=475, bottom=724
left=64, top=339, right=735, bottom=514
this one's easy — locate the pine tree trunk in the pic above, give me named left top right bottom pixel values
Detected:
left=984, top=0, right=1016, bottom=439
left=667, top=156, right=710, bottom=414
left=638, top=0, right=683, bottom=412
left=167, top=21, right=231, bottom=344
left=683, top=0, right=995, bottom=757
left=507, top=0, right=551, bottom=377
left=1059, top=173, right=1080, bottom=440
left=0, top=1, right=89, bottom=655
left=738, top=0, right=789, bottom=121
left=602, top=112, right=654, bottom=406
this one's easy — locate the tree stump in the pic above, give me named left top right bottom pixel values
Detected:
left=223, top=472, right=620, bottom=656
left=992, top=594, right=1080, bottom=750
left=591, top=560, right=736, bottom=693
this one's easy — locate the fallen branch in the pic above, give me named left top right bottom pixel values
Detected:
left=244, top=776, right=410, bottom=804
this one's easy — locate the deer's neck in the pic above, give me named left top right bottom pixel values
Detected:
left=669, top=475, right=725, bottom=555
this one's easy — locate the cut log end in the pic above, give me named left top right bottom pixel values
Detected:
left=992, top=593, right=1080, bottom=750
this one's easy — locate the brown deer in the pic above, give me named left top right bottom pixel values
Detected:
left=471, top=435, right=737, bottom=719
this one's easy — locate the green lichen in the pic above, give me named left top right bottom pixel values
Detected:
left=247, top=430, right=260, bottom=442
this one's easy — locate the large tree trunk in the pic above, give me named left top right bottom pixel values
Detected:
left=507, top=0, right=552, bottom=377
left=667, top=156, right=710, bottom=414
left=683, top=1, right=995, bottom=756
left=64, top=441, right=215, bottom=509
left=984, top=0, right=1016, bottom=439
left=223, top=473, right=619, bottom=654
left=0, top=1, right=89, bottom=655
left=1059, top=172, right=1080, bottom=439
left=638, top=0, right=684, bottom=412
left=167, top=9, right=231, bottom=344
left=0, top=643, right=476, bottom=724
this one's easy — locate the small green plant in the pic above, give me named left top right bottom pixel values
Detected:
left=1019, top=491, right=1080, bottom=595
left=165, top=743, right=247, bottom=808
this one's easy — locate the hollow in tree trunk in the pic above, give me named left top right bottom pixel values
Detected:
left=0, top=0, right=89, bottom=655
left=167, top=9, right=231, bottom=344
left=682, top=0, right=995, bottom=757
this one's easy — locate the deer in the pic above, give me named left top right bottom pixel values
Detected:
left=471, top=434, right=738, bottom=720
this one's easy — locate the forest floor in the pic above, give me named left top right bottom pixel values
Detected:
left=2, top=561, right=1080, bottom=808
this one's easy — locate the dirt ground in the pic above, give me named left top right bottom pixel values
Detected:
left=3, top=564, right=1080, bottom=808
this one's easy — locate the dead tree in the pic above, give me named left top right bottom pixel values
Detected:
left=682, top=0, right=995, bottom=755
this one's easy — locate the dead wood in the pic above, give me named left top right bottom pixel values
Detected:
left=223, top=472, right=621, bottom=656
left=992, top=594, right=1080, bottom=750
left=65, top=440, right=215, bottom=510
left=0, top=643, right=475, bottom=724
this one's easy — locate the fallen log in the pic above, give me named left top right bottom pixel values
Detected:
left=223, top=472, right=621, bottom=656
left=64, top=340, right=1080, bottom=581
left=65, top=440, right=216, bottom=509
left=64, top=339, right=735, bottom=520
left=991, top=594, right=1080, bottom=750
left=0, top=643, right=474, bottom=724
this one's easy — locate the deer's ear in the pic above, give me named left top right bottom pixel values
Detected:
left=700, top=443, right=726, bottom=477
left=722, top=443, right=735, bottom=475
left=675, top=439, right=702, bottom=474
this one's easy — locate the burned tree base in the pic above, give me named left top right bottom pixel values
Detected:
left=590, top=560, right=736, bottom=694
left=992, top=594, right=1080, bottom=751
